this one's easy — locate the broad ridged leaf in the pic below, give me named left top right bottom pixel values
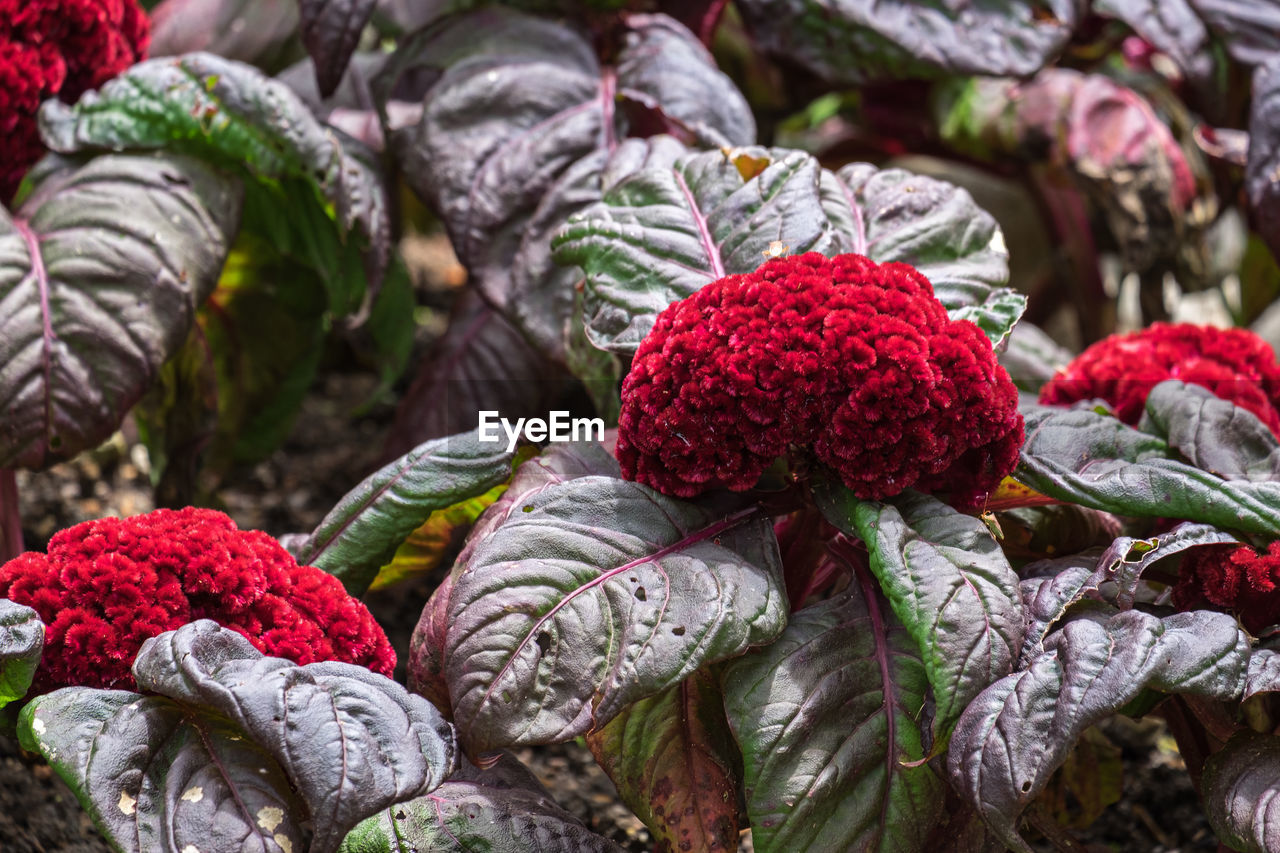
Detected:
left=722, top=570, right=943, bottom=853
left=298, top=0, right=377, bottom=97
left=39, top=52, right=390, bottom=301
left=149, top=0, right=300, bottom=67
left=820, top=487, right=1022, bottom=747
left=948, top=610, right=1249, bottom=852
left=290, top=431, right=515, bottom=595
left=1248, top=60, right=1280, bottom=268
left=340, top=753, right=624, bottom=853
left=0, top=154, right=241, bottom=470
left=369, top=485, right=508, bottom=592
left=1203, top=732, right=1280, bottom=853
left=1245, top=648, right=1280, bottom=699
left=735, top=0, right=1076, bottom=86
left=553, top=145, right=844, bottom=354
left=0, top=600, right=42, bottom=708
left=1017, top=393, right=1280, bottom=536
left=824, top=163, right=1023, bottom=348
left=586, top=668, right=740, bottom=853
left=1191, top=0, right=1280, bottom=66
left=1139, top=381, right=1280, bottom=481
left=446, top=476, right=786, bottom=751
left=19, top=621, right=457, bottom=853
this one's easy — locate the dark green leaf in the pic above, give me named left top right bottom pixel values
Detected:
left=445, top=476, right=786, bottom=751
left=0, top=153, right=241, bottom=469
left=999, top=321, right=1074, bottom=393
left=734, top=0, right=1076, bottom=85
left=586, top=668, right=740, bottom=853
left=1140, top=381, right=1280, bottom=481
left=1202, top=732, right=1280, bottom=853
left=0, top=600, right=43, bottom=708
left=820, top=487, right=1023, bottom=747
left=722, top=571, right=943, bottom=853
left=340, top=753, right=625, bottom=853
left=290, top=431, right=515, bottom=595
left=948, top=610, right=1249, bottom=852
left=298, top=0, right=377, bottom=97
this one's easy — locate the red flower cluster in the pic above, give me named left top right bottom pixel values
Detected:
left=0, top=0, right=149, bottom=200
left=0, top=508, right=394, bottom=693
left=616, top=252, right=1024, bottom=507
left=1040, top=323, right=1280, bottom=433
left=1174, top=542, right=1280, bottom=634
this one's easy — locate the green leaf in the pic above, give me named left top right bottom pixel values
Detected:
left=586, top=668, right=741, bottom=853
left=19, top=621, right=457, bottom=853
left=0, top=600, right=43, bottom=709
left=0, top=153, right=241, bottom=469
left=1139, top=381, right=1280, bottom=482
left=722, top=570, right=943, bottom=853
left=820, top=486, right=1023, bottom=748
left=445, top=476, right=787, bottom=751
left=1203, top=732, right=1280, bottom=853
left=291, top=432, right=516, bottom=595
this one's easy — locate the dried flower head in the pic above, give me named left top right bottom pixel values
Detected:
left=0, top=0, right=149, bottom=199
left=0, top=507, right=394, bottom=693
left=616, top=252, right=1024, bottom=507
left=1040, top=323, right=1280, bottom=433
left=1174, top=542, right=1280, bottom=635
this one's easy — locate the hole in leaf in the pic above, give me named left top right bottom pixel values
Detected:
left=1021, top=780, right=1032, bottom=793
left=522, top=505, right=534, bottom=513
left=536, top=632, right=551, bottom=655
left=49, top=434, right=62, bottom=450
left=635, top=587, right=647, bottom=601
left=672, top=626, right=685, bottom=636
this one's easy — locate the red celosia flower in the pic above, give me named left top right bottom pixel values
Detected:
left=0, top=0, right=149, bottom=200
left=1173, top=542, right=1280, bottom=634
left=1040, top=323, right=1280, bottom=433
left=0, top=507, right=394, bottom=694
left=616, top=252, right=1024, bottom=507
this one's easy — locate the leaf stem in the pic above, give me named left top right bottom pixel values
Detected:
left=0, top=469, right=21, bottom=563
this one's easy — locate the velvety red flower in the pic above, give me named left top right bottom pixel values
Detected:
left=0, top=507, right=394, bottom=694
left=1173, top=542, right=1280, bottom=634
left=616, top=252, right=1024, bottom=507
left=1040, top=323, right=1280, bottom=433
left=0, top=0, right=149, bottom=200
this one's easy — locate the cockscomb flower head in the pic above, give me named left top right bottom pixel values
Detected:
left=1173, top=541, right=1280, bottom=635
left=0, top=507, right=394, bottom=694
left=0, top=0, right=149, bottom=200
left=616, top=252, right=1024, bottom=507
left=1040, top=323, right=1280, bottom=433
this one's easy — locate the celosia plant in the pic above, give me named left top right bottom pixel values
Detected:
left=1174, top=541, right=1280, bottom=635
left=616, top=252, right=1023, bottom=507
left=0, top=0, right=149, bottom=199
left=0, top=507, right=394, bottom=693
left=1040, top=322, right=1280, bottom=433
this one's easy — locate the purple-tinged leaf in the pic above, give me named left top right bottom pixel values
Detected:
left=0, top=154, right=241, bottom=470
left=1202, top=732, right=1280, bottom=853
left=149, top=0, right=300, bottom=67
left=1190, top=0, right=1280, bottom=67
left=18, top=621, right=457, bottom=853
left=587, top=668, right=740, bottom=853
left=0, top=599, right=42, bottom=709
left=1016, top=400, right=1280, bottom=536
left=948, top=609, right=1249, bottom=852
left=1140, top=381, right=1280, bottom=481
left=999, top=321, right=1074, bottom=393
left=722, top=568, right=943, bottom=853
left=290, top=431, right=515, bottom=595
left=1248, top=60, right=1280, bottom=266
left=39, top=52, right=391, bottom=300
left=823, top=163, right=1022, bottom=349
left=735, top=0, right=1076, bottom=86
left=1081, top=521, right=1240, bottom=611
left=298, top=0, right=377, bottom=97
left=1093, top=0, right=1214, bottom=83
left=445, top=476, right=786, bottom=752
left=1244, top=648, right=1280, bottom=699
left=820, top=488, right=1023, bottom=747
left=340, top=753, right=625, bottom=852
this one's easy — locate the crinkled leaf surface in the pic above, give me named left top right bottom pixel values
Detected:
left=1191, top=0, right=1280, bottom=66
left=735, top=0, right=1076, bottom=85
left=445, top=476, right=786, bottom=751
left=1248, top=60, right=1280, bottom=267
left=586, top=668, right=740, bottom=853
left=1245, top=648, right=1280, bottom=699
left=722, top=568, right=943, bottom=853
left=1140, top=381, right=1280, bottom=481
left=1017, top=395, right=1280, bottom=536
left=340, top=753, right=624, bottom=853
left=299, top=0, right=377, bottom=97
left=824, top=163, right=1023, bottom=348
left=948, top=609, right=1249, bottom=852
left=289, top=431, right=515, bottom=595
left=39, top=52, right=390, bottom=299
left=19, top=621, right=457, bottom=853
left=1202, top=732, right=1280, bottom=853
left=0, top=153, right=241, bottom=470
left=820, top=488, right=1022, bottom=747
left=0, top=599, right=42, bottom=708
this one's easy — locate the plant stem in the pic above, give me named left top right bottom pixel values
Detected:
left=0, top=469, right=21, bottom=563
